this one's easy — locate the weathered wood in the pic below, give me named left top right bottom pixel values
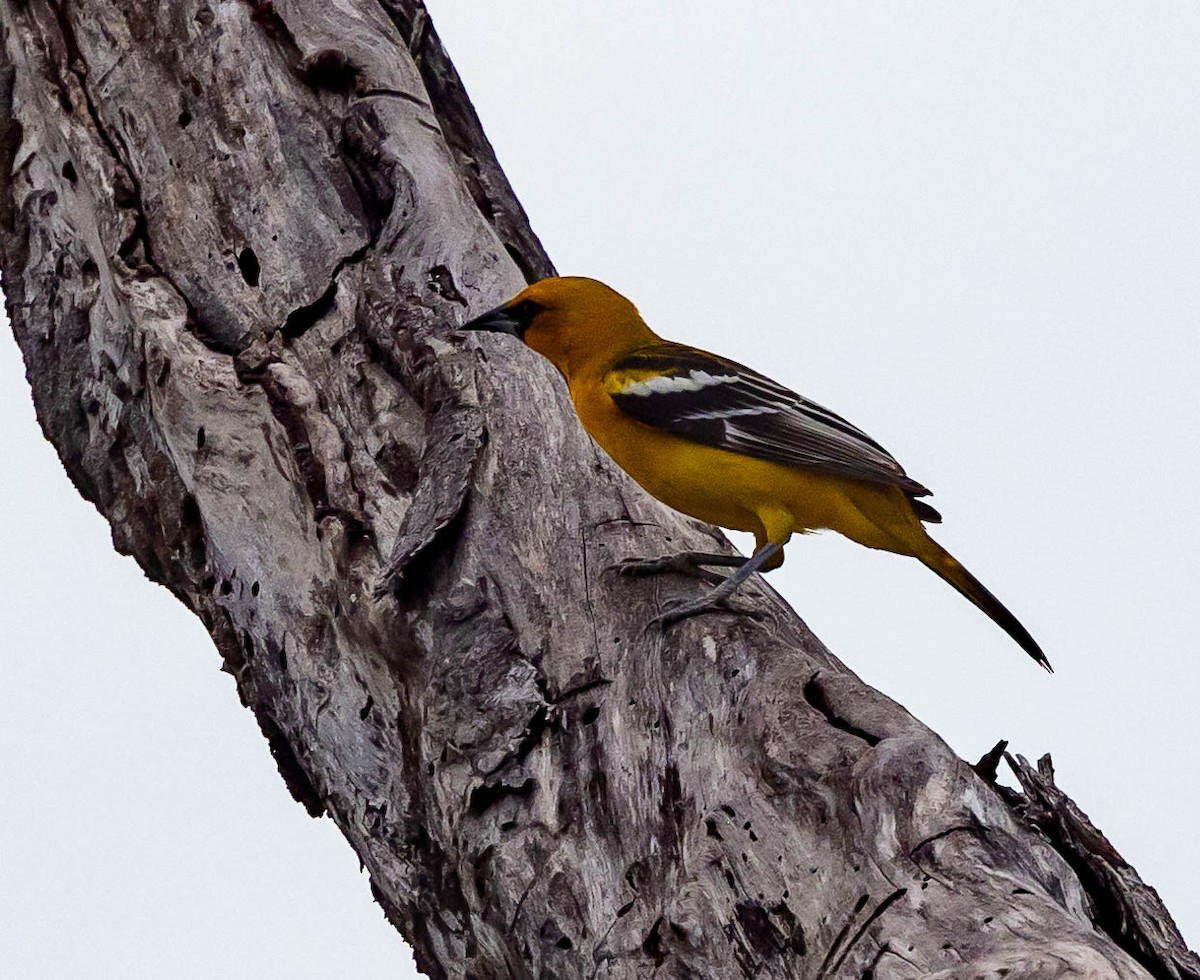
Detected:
left=1004, top=754, right=1200, bottom=980
left=0, top=2, right=1193, bottom=977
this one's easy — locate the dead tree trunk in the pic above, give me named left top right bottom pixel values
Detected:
left=1, top=3, right=1195, bottom=978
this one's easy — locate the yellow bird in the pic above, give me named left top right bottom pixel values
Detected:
left=462, top=276, right=1049, bottom=670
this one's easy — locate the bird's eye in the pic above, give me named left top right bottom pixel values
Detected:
left=510, top=299, right=542, bottom=319
left=507, top=299, right=543, bottom=336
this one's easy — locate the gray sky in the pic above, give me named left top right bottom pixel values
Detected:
left=3, top=3, right=1197, bottom=975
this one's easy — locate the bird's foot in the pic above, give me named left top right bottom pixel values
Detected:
left=650, top=594, right=763, bottom=628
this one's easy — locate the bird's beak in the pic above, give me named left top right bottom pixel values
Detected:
left=460, top=304, right=521, bottom=337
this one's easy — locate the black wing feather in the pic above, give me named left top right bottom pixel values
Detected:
left=608, top=343, right=932, bottom=498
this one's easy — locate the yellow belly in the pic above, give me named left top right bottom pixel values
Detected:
left=571, top=382, right=920, bottom=557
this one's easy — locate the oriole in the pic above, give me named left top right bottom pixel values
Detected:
left=462, top=276, right=1049, bottom=670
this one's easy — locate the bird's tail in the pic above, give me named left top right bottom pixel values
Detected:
left=917, top=538, right=1051, bottom=672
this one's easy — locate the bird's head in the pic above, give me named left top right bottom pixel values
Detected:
left=461, top=276, right=655, bottom=378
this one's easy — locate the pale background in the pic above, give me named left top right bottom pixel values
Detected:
left=3, top=3, right=1197, bottom=975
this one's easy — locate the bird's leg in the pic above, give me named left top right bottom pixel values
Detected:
left=609, top=551, right=747, bottom=586
left=653, top=542, right=782, bottom=626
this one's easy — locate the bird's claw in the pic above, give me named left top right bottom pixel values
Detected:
left=608, top=555, right=685, bottom=576
left=607, top=555, right=726, bottom=586
left=650, top=595, right=762, bottom=628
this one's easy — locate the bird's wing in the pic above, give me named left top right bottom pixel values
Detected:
left=606, top=343, right=933, bottom=498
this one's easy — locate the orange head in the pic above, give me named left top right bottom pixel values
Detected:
left=461, top=276, right=657, bottom=379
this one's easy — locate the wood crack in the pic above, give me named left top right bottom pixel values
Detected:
left=802, top=672, right=882, bottom=747
left=822, top=888, right=907, bottom=979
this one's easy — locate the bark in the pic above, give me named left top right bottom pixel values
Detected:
left=0, top=2, right=1195, bottom=978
